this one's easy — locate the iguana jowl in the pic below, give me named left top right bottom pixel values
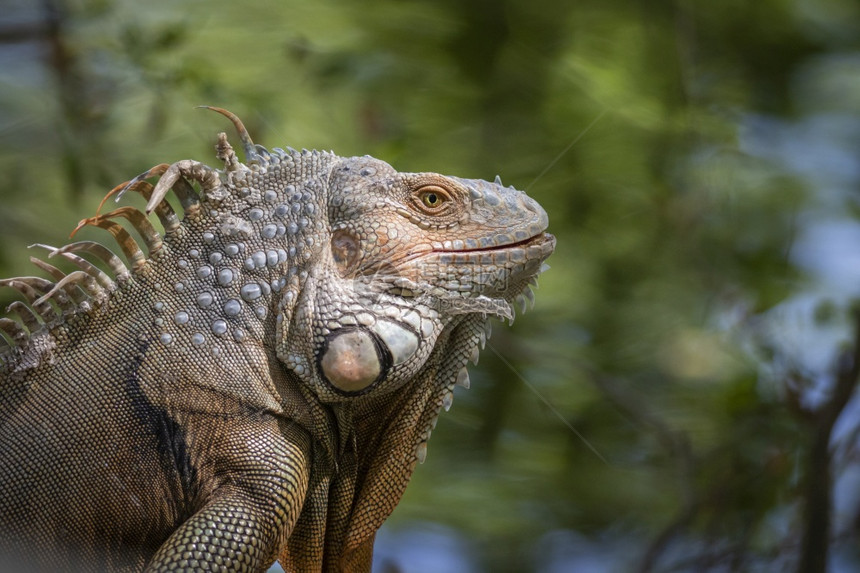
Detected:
left=0, top=108, right=555, bottom=572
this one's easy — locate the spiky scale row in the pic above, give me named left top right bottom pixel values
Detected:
left=2, top=106, right=331, bottom=363
left=0, top=125, right=235, bottom=358
left=145, top=159, right=219, bottom=215
left=52, top=242, right=131, bottom=282
left=455, top=367, right=470, bottom=389
left=0, top=318, right=26, bottom=346
left=6, top=302, right=40, bottom=333
left=72, top=215, right=147, bottom=270
left=26, top=259, right=87, bottom=306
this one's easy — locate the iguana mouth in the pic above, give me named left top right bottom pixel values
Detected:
left=432, top=231, right=554, bottom=254
left=428, top=231, right=556, bottom=264
left=390, top=230, right=553, bottom=268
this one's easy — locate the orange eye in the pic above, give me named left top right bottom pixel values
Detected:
left=414, top=186, right=451, bottom=213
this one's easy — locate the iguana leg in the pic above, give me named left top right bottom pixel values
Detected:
left=145, top=418, right=311, bottom=573
left=339, top=535, right=375, bottom=573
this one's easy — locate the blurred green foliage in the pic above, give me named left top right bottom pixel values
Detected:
left=1, top=0, right=859, bottom=571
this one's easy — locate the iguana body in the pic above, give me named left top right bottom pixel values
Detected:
left=0, top=108, right=555, bottom=572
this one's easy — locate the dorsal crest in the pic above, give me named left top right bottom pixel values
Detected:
left=0, top=108, right=316, bottom=366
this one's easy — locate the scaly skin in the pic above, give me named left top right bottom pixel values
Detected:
left=0, top=109, right=555, bottom=572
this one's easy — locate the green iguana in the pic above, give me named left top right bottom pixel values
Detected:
left=0, top=108, right=555, bottom=572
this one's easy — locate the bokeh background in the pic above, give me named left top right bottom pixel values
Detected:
left=2, top=0, right=860, bottom=571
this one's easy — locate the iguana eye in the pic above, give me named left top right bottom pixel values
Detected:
left=422, top=191, right=441, bottom=207
left=413, top=186, right=451, bottom=214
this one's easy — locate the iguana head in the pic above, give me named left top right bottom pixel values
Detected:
left=276, top=154, right=555, bottom=402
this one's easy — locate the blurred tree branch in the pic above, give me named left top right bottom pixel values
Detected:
left=588, top=374, right=698, bottom=573
left=793, top=308, right=860, bottom=573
